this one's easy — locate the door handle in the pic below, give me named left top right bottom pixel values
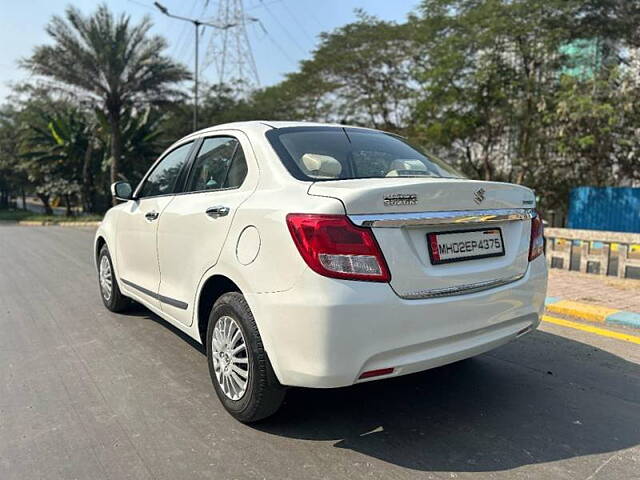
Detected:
left=206, top=205, right=230, bottom=218
left=145, top=210, right=159, bottom=221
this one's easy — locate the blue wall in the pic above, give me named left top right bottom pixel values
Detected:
left=568, top=187, right=640, bottom=233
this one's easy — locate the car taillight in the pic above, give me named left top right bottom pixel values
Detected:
left=529, top=213, right=544, bottom=261
left=286, top=214, right=391, bottom=282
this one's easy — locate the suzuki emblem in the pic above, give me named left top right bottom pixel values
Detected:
left=473, top=188, right=486, bottom=204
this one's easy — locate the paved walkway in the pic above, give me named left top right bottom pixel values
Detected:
left=547, top=268, right=640, bottom=313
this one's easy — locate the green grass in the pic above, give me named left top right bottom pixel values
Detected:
left=0, top=209, right=33, bottom=221
left=0, top=209, right=102, bottom=223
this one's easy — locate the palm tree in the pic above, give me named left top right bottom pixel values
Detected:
left=95, top=106, right=167, bottom=185
left=22, top=4, right=189, bottom=195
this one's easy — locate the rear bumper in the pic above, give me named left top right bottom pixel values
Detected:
left=247, top=256, right=547, bottom=388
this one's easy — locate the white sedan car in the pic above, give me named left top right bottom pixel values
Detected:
left=95, top=121, right=547, bottom=422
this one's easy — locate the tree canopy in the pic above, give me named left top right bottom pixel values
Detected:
left=1, top=0, right=639, bottom=218
left=22, top=3, right=189, bottom=193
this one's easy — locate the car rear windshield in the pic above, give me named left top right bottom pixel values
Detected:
left=265, top=126, right=464, bottom=181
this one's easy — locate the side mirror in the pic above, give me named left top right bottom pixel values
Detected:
left=111, top=181, right=133, bottom=201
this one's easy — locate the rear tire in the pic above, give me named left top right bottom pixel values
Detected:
left=98, top=245, right=130, bottom=313
left=206, top=292, right=285, bottom=423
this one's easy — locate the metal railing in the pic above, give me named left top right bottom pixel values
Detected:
left=545, top=228, right=640, bottom=278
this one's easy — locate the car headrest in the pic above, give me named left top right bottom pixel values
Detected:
left=386, top=159, right=429, bottom=177
left=390, top=159, right=428, bottom=171
left=300, top=153, right=342, bottom=179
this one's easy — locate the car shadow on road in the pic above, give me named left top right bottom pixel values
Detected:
left=251, top=331, right=640, bottom=473
left=124, top=302, right=207, bottom=355
left=121, top=302, right=640, bottom=473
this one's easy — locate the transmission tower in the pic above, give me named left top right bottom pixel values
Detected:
left=203, top=0, right=260, bottom=90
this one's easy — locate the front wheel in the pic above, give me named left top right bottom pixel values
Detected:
left=98, top=245, right=130, bottom=313
left=206, top=292, right=285, bottom=423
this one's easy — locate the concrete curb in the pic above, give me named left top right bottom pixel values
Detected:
left=545, top=297, right=640, bottom=330
left=17, top=220, right=101, bottom=227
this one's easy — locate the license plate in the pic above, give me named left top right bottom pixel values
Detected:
left=427, top=228, right=505, bottom=265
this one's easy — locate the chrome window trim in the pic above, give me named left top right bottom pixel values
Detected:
left=397, top=273, right=526, bottom=300
left=349, top=208, right=535, bottom=228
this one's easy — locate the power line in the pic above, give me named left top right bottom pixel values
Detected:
left=258, top=0, right=307, bottom=56
left=127, top=0, right=156, bottom=11
left=305, top=5, right=326, bottom=31
left=279, top=1, right=315, bottom=45
left=245, top=0, right=281, bottom=11
left=154, top=1, right=237, bottom=129
left=171, top=22, right=191, bottom=58
left=172, top=0, right=201, bottom=60
left=252, top=20, right=297, bottom=66
left=125, top=0, right=193, bottom=63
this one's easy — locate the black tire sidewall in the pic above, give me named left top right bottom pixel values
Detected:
left=207, top=295, right=258, bottom=416
left=98, top=245, right=127, bottom=312
left=98, top=247, right=114, bottom=309
left=206, top=292, right=284, bottom=422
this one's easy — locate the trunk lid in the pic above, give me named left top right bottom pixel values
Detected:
left=308, top=178, right=536, bottom=298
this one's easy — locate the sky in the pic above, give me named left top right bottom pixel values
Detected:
left=0, top=0, right=420, bottom=102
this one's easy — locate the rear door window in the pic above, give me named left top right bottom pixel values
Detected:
left=186, top=136, right=247, bottom=192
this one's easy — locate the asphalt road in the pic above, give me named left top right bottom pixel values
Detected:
left=1, top=225, right=639, bottom=480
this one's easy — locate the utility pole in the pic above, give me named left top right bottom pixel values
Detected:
left=154, top=2, right=235, bottom=131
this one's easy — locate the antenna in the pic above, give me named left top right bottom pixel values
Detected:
left=203, top=0, right=260, bottom=91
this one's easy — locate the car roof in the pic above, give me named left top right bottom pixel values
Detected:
left=187, top=120, right=381, bottom=138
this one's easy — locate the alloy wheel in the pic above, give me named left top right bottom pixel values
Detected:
left=211, top=315, right=250, bottom=400
left=99, top=255, right=113, bottom=302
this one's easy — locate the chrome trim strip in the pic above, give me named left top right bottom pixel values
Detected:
left=398, top=273, right=526, bottom=300
left=350, top=208, right=534, bottom=228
